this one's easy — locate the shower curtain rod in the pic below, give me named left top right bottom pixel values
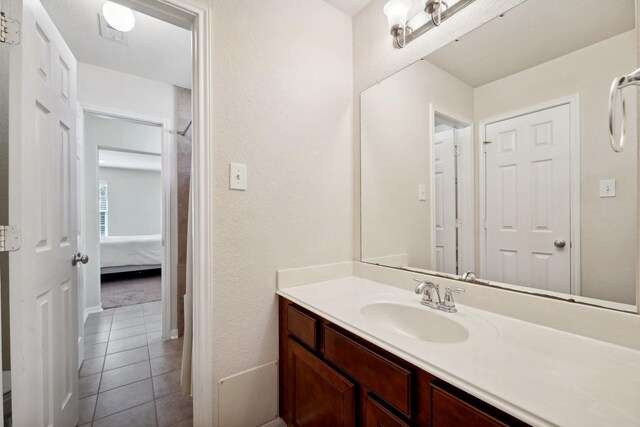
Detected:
left=178, top=120, right=192, bottom=136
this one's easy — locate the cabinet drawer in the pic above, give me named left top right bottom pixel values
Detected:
left=324, top=326, right=412, bottom=417
left=287, top=305, right=318, bottom=349
left=365, top=396, right=410, bottom=427
left=431, top=385, right=508, bottom=427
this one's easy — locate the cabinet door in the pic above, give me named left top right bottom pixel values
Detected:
left=432, top=385, right=508, bottom=427
left=365, top=396, right=409, bottom=427
left=288, top=338, right=355, bottom=427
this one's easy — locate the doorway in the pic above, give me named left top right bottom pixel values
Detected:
left=97, top=145, right=163, bottom=310
left=430, top=109, right=473, bottom=276
left=3, top=0, right=208, bottom=424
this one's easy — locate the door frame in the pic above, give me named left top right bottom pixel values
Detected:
left=6, top=0, right=213, bottom=424
left=82, top=105, right=175, bottom=342
left=76, top=101, right=86, bottom=368
left=429, top=104, right=474, bottom=275
left=478, top=95, right=581, bottom=295
left=114, top=1, right=214, bottom=424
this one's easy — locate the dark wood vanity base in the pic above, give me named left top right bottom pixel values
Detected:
left=279, top=296, right=529, bottom=427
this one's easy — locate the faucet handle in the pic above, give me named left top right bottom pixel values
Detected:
left=440, top=286, right=465, bottom=313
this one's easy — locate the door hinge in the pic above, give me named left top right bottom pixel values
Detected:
left=454, top=145, right=462, bottom=156
left=0, top=226, right=21, bottom=252
left=0, top=11, right=20, bottom=45
left=455, top=218, right=462, bottom=229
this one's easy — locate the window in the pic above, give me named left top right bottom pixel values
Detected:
left=99, top=181, right=109, bottom=237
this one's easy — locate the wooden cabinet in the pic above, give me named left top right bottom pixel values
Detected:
left=431, top=384, right=508, bottom=427
left=287, top=337, right=355, bottom=427
left=324, top=326, right=412, bottom=416
left=279, top=297, right=528, bottom=427
left=287, top=305, right=318, bottom=350
left=364, top=397, right=410, bottom=427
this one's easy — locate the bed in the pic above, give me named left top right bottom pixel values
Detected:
left=100, top=234, right=162, bottom=274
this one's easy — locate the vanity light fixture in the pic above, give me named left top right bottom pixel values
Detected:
left=383, top=0, right=413, bottom=48
left=383, top=0, right=475, bottom=48
left=102, top=1, right=136, bottom=33
left=425, top=0, right=448, bottom=26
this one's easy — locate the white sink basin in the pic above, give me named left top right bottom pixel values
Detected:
left=360, top=302, right=469, bottom=343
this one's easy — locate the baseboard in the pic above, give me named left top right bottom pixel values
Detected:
left=170, top=328, right=179, bottom=339
left=260, top=418, right=286, bottom=427
left=77, top=335, right=84, bottom=371
left=84, top=304, right=103, bottom=323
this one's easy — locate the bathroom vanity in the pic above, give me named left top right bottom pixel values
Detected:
left=279, top=298, right=526, bottom=427
left=277, top=274, right=640, bottom=427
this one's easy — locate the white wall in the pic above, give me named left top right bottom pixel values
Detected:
left=78, top=62, right=175, bottom=120
left=98, top=167, right=162, bottom=237
left=361, top=60, right=474, bottom=268
left=78, top=62, right=175, bottom=322
left=474, top=30, right=638, bottom=304
left=208, top=1, right=353, bottom=425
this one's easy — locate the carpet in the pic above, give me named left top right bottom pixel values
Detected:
left=101, top=274, right=162, bottom=309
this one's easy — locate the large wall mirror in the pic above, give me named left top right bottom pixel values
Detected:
left=361, top=0, right=638, bottom=311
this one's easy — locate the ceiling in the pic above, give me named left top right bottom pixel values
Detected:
left=41, top=0, right=192, bottom=88
left=322, top=0, right=373, bottom=16
left=426, top=0, right=635, bottom=88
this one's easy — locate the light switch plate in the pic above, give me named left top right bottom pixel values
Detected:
left=599, top=179, right=616, bottom=198
left=418, top=184, right=427, bottom=201
left=229, top=163, right=247, bottom=190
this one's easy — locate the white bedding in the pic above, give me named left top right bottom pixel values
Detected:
left=100, top=234, right=162, bottom=268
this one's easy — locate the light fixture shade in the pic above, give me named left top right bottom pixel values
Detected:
left=102, top=1, right=136, bottom=32
left=383, top=0, right=412, bottom=33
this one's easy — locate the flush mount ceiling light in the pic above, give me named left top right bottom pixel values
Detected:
left=384, top=0, right=475, bottom=48
left=102, top=1, right=136, bottom=32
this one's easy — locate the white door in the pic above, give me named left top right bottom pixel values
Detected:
left=433, top=130, right=457, bottom=274
left=484, top=104, right=571, bottom=293
left=8, top=0, right=80, bottom=425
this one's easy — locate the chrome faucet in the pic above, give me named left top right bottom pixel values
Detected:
left=413, top=278, right=441, bottom=309
left=460, top=271, right=476, bottom=282
left=414, top=279, right=465, bottom=313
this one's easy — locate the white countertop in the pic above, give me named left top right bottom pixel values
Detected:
left=277, top=276, right=640, bottom=427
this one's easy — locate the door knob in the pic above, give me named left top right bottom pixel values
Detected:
left=72, top=252, right=89, bottom=266
left=554, top=240, right=566, bottom=248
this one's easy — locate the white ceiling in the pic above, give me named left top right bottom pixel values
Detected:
left=426, top=0, right=635, bottom=88
left=41, top=0, right=192, bottom=88
left=322, top=0, right=373, bottom=16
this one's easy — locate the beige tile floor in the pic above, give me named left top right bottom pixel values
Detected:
left=78, top=301, right=193, bottom=426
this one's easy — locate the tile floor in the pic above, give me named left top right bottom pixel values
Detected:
left=78, top=301, right=193, bottom=427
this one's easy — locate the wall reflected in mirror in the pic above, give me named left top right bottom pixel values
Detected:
left=361, top=0, right=638, bottom=308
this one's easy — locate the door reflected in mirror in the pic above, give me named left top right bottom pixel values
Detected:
left=361, top=0, right=638, bottom=309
